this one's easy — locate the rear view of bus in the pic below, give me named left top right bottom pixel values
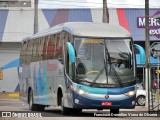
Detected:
left=65, top=23, right=137, bottom=114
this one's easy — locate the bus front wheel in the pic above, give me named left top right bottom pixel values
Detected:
left=71, top=108, right=82, bottom=113
left=60, top=96, right=70, bottom=115
left=110, top=109, right=119, bottom=115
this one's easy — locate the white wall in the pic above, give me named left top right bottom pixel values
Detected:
left=0, top=43, right=20, bottom=92
left=3, top=9, right=34, bottom=42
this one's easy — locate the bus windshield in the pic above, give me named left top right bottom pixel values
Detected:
left=74, top=37, right=136, bottom=88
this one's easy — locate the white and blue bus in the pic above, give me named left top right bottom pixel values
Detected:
left=19, top=22, right=137, bottom=114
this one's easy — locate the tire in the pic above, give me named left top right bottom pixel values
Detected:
left=60, top=96, right=70, bottom=115
left=110, top=109, right=119, bottom=115
left=37, top=105, right=45, bottom=111
left=136, top=95, right=145, bottom=106
left=29, top=90, right=45, bottom=111
left=71, top=108, right=82, bottom=114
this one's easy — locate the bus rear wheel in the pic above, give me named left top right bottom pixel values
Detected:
left=29, top=90, right=45, bottom=111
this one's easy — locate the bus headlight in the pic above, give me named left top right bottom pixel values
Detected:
left=77, top=88, right=90, bottom=96
left=71, top=85, right=105, bottom=98
left=124, top=90, right=136, bottom=96
left=71, top=85, right=86, bottom=95
left=78, top=89, right=85, bottom=95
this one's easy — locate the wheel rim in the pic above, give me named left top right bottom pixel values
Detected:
left=138, top=97, right=145, bottom=105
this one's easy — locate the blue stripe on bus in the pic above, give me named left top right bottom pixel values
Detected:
left=77, top=84, right=135, bottom=95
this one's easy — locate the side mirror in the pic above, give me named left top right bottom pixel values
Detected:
left=134, top=44, right=146, bottom=64
left=67, top=42, right=75, bottom=63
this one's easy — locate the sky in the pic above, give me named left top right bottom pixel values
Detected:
left=38, top=0, right=160, bottom=8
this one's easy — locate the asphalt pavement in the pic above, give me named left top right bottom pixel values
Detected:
left=0, top=99, right=160, bottom=119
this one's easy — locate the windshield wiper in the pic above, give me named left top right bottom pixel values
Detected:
left=90, top=41, right=110, bottom=86
left=75, top=76, right=93, bottom=83
left=103, top=41, right=123, bottom=87
left=90, top=66, right=105, bottom=86
left=119, top=52, right=130, bottom=60
left=110, top=64, right=123, bottom=87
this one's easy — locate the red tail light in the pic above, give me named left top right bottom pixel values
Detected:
left=153, top=82, right=157, bottom=88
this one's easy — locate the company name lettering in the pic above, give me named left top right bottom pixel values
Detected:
left=47, top=63, right=57, bottom=71
left=137, top=17, right=160, bottom=28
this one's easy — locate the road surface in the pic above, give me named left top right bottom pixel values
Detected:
left=0, top=99, right=159, bottom=120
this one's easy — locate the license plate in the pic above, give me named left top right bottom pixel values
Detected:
left=102, top=102, right=112, bottom=106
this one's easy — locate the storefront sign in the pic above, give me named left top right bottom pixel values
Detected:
left=137, top=17, right=160, bottom=28
left=137, top=10, right=160, bottom=38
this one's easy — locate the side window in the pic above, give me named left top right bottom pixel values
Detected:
left=55, top=33, right=62, bottom=60
left=24, top=42, right=28, bottom=64
left=38, top=38, right=43, bottom=61
left=37, top=39, right=41, bottom=61
left=42, top=37, right=47, bottom=60
left=31, top=42, right=34, bottom=62
left=35, top=39, right=39, bottom=61
left=32, top=41, right=36, bottom=62
left=47, top=35, right=55, bottom=60
left=26, top=41, right=33, bottom=63
left=20, top=41, right=27, bottom=64
left=32, top=39, right=39, bottom=62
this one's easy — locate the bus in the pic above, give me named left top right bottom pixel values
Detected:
left=19, top=22, right=137, bottom=114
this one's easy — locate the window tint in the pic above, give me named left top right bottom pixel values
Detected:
left=55, top=33, right=62, bottom=59
left=26, top=41, right=33, bottom=63
left=20, top=41, right=28, bottom=64
left=38, top=38, right=43, bottom=61
left=47, top=35, right=55, bottom=60
left=22, top=32, right=71, bottom=63
left=32, top=39, right=39, bottom=62
left=42, top=37, right=48, bottom=60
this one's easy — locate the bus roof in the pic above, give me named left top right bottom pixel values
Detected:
left=30, top=22, right=132, bottom=40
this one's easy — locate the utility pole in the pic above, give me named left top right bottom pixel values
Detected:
left=34, top=0, right=39, bottom=34
left=145, top=0, right=151, bottom=112
left=103, top=0, right=109, bottom=23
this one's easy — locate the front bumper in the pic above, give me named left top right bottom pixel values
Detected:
left=73, top=91, right=136, bottom=109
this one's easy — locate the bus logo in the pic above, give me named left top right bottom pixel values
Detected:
left=105, top=95, right=109, bottom=99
